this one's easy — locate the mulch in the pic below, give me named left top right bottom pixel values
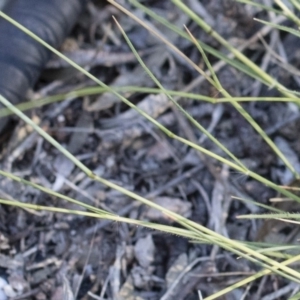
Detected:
left=0, top=0, right=300, bottom=299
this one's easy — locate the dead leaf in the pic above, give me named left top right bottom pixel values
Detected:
left=146, top=141, right=172, bottom=161
left=145, top=197, right=192, bottom=222
left=118, top=276, right=143, bottom=300
left=166, top=253, right=188, bottom=289
left=274, top=136, right=300, bottom=185
left=85, top=47, right=169, bottom=112
left=134, top=235, right=155, bottom=269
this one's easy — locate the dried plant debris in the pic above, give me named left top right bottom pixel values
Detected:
left=0, top=0, right=300, bottom=299
left=144, top=197, right=192, bottom=222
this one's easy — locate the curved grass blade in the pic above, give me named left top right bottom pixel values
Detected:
left=254, top=18, right=300, bottom=38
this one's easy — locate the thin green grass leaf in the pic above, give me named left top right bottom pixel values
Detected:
left=237, top=213, right=300, bottom=219
left=254, top=18, right=300, bottom=37
left=113, top=17, right=247, bottom=170
left=0, top=199, right=203, bottom=240
left=204, top=253, right=300, bottom=300
left=232, top=196, right=287, bottom=213
left=277, top=88, right=300, bottom=96
left=0, top=86, right=217, bottom=118
left=290, top=0, right=300, bottom=11
left=193, top=240, right=297, bottom=259
left=274, top=0, right=300, bottom=26
left=254, top=245, right=300, bottom=255
left=235, top=0, right=286, bottom=14
left=184, top=25, right=222, bottom=90
left=129, top=0, right=272, bottom=85
left=218, top=96, right=300, bottom=103
left=170, top=0, right=298, bottom=100
left=0, top=169, right=114, bottom=215
left=2, top=87, right=300, bottom=120
left=109, top=0, right=300, bottom=177
left=112, top=0, right=269, bottom=89
left=184, top=19, right=299, bottom=177
left=231, top=239, right=300, bottom=259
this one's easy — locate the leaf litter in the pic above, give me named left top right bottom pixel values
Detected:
left=0, top=0, right=300, bottom=299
